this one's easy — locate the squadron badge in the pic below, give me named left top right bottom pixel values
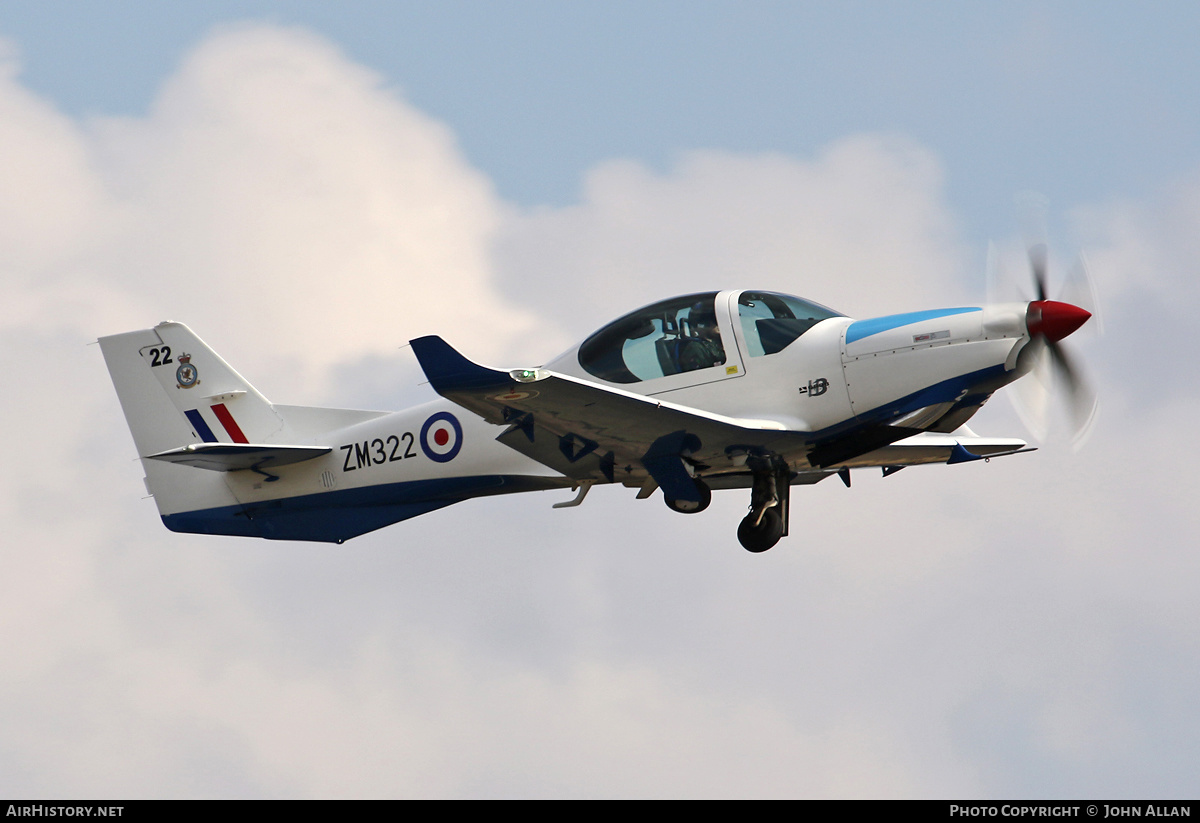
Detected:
left=175, top=353, right=200, bottom=389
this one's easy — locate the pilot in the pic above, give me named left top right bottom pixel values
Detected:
left=679, top=303, right=725, bottom=372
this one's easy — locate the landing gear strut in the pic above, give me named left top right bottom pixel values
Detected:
left=738, top=468, right=791, bottom=552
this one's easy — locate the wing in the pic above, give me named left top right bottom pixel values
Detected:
left=846, top=430, right=1031, bottom=469
left=409, top=336, right=812, bottom=500
left=409, top=336, right=1030, bottom=497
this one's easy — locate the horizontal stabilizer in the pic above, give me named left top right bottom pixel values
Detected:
left=146, top=443, right=332, bottom=472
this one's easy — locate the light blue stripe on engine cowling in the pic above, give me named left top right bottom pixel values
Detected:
left=845, top=307, right=982, bottom=344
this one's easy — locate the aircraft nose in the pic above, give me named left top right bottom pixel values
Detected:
left=1027, top=300, right=1091, bottom=343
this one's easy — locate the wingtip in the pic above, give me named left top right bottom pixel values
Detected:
left=408, top=335, right=511, bottom=395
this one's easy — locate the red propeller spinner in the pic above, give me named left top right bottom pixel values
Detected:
left=1026, top=300, right=1092, bottom=343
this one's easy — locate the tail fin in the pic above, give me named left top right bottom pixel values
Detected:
left=99, top=322, right=297, bottom=531
left=99, top=322, right=404, bottom=543
left=99, top=321, right=285, bottom=456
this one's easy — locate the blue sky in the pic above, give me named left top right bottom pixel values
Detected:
left=1, top=1, right=1197, bottom=799
left=7, top=1, right=1198, bottom=226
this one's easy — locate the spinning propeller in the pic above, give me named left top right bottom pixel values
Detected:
left=987, top=194, right=1100, bottom=447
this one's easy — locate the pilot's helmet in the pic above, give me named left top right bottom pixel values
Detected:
left=689, top=302, right=718, bottom=331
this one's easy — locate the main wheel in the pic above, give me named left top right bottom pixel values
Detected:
left=664, top=479, right=711, bottom=514
left=738, top=508, right=783, bottom=552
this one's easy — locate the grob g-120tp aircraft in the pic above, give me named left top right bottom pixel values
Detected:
left=100, top=247, right=1094, bottom=552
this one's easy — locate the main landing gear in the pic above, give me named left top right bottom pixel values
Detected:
left=664, top=479, right=711, bottom=514
left=737, top=468, right=791, bottom=553
left=657, top=466, right=791, bottom=552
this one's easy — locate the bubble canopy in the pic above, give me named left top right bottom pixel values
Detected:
left=576, top=290, right=844, bottom=384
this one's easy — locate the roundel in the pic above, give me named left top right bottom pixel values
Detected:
left=420, top=412, right=463, bottom=463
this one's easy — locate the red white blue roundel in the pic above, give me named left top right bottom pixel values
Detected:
left=420, top=412, right=463, bottom=463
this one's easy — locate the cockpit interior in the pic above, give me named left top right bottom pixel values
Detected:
left=576, top=290, right=843, bottom=385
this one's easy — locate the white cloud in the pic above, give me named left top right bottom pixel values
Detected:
left=1062, top=169, right=1200, bottom=415
left=2, top=24, right=540, bottom=404
left=496, top=134, right=972, bottom=347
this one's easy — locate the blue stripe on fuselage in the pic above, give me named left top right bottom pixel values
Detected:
left=161, top=473, right=568, bottom=544
left=845, top=307, right=981, bottom=344
left=802, top=362, right=1010, bottom=444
